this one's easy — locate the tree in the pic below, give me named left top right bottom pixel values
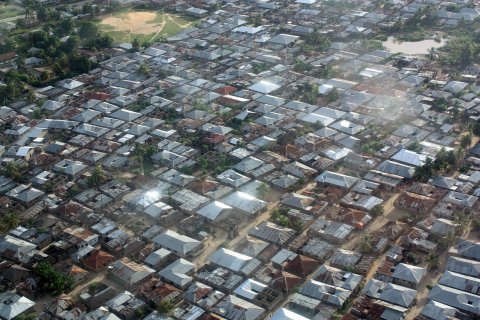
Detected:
left=82, top=3, right=94, bottom=15
left=427, top=47, right=436, bottom=61
left=0, top=212, right=21, bottom=232
left=4, top=161, right=22, bottom=181
left=0, top=38, right=15, bottom=54
left=157, top=300, right=175, bottom=315
left=138, top=62, right=151, bottom=76
left=473, top=120, right=480, bottom=137
left=451, top=100, right=461, bottom=120
left=69, top=54, right=92, bottom=74
left=96, top=35, right=113, bottom=49
left=248, top=13, right=263, bottom=27
left=62, top=36, right=79, bottom=54
left=34, top=262, right=74, bottom=295
left=31, top=108, right=43, bottom=119
left=371, top=204, right=384, bottom=217
left=78, top=21, right=99, bottom=41
left=439, top=231, right=456, bottom=251
left=405, top=251, right=418, bottom=265
left=87, top=165, right=107, bottom=187
left=460, top=134, right=472, bottom=155
left=133, top=143, right=146, bottom=175
left=306, top=31, right=331, bottom=51
left=132, top=38, right=141, bottom=52
left=425, top=252, right=439, bottom=270
left=359, top=234, right=374, bottom=253
left=55, top=18, right=74, bottom=37
left=453, top=211, right=469, bottom=235
left=256, top=182, right=270, bottom=200
left=327, top=88, right=339, bottom=102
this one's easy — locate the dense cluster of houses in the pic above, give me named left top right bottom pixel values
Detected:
left=1, top=0, right=480, bottom=320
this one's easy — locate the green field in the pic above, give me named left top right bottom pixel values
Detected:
left=0, top=4, right=25, bottom=20
left=97, top=8, right=197, bottom=44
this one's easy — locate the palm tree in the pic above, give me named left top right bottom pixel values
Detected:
left=427, top=47, right=435, bottom=61
left=138, top=62, right=150, bottom=76
left=359, top=234, right=374, bottom=253
left=425, top=252, right=439, bottom=270
left=460, top=133, right=472, bottom=155
left=454, top=211, right=470, bottom=236
left=256, top=183, right=270, bottom=200
left=451, top=100, right=461, bottom=120
left=133, top=143, right=146, bottom=176
left=87, top=165, right=107, bottom=187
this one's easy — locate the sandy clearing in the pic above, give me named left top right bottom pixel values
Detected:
left=100, top=11, right=162, bottom=35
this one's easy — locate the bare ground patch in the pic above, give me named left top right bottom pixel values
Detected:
left=100, top=11, right=161, bottom=35
left=98, top=10, right=197, bottom=42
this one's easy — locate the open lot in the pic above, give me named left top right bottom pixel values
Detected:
left=98, top=8, right=197, bottom=43
left=0, top=4, right=24, bottom=20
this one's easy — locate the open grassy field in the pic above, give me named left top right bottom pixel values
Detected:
left=0, top=4, right=25, bottom=20
left=97, top=8, right=197, bottom=43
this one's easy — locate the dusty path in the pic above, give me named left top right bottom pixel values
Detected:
left=166, top=13, right=195, bottom=28
left=192, top=188, right=283, bottom=266
left=149, top=13, right=166, bottom=42
left=342, top=193, right=406, bottom=251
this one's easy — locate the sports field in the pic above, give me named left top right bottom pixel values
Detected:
left=98, top=8, right=197, bottom=43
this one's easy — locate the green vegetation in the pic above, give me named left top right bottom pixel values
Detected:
left=248, top=13, right=263, bottom=27
left=371, top=204, right=384, bottom=217
left=460, top=134, right=472, bottom=155
left=2, top=161, right=25, bottom=182
left=270, top=207, right=303, bottom=232
left=405, top=251, right=420, bottom=265
left=359, top=234, right=374, bottom=253
left=34, top=262, right=74, bottom=295
left=297, top=82, right=320, bottom=104
left=472, top=119, right=480, bottom=137
left=156, top=300, right=175, bottom=315
left=305, top=30, right=331, bottom=51
left=0, top=212, right=21, bottom=233
left=361, top=140, right=384, bottom=155
left=256, top=183, right=270, bottom=200
left=13, top=313, right=37, bottom=320
left=425, top=252, right=439, bottom=270
left=252, top=62, right=271, bottom=74
left=327, top=88, right=339, bottom=102
left=133, top=143, right=158, bottom=175
left=406, top=141, right=422, bottom=153
left=439, top=36, right=479, bottom=68
left=198, top=152, right=233, bottom=175
left=0, top=4, right=24, bottom=19
left=413, top=148, right=458, bottom=182
left=381, top=5, right=438, bottom=42
left=87, top=165, right=108, bottom=187
left=293, top=59, right=313, bottom=73
left=361, top=39, right=385, bottom=52
left=453, top=211, right=470, bottom=236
